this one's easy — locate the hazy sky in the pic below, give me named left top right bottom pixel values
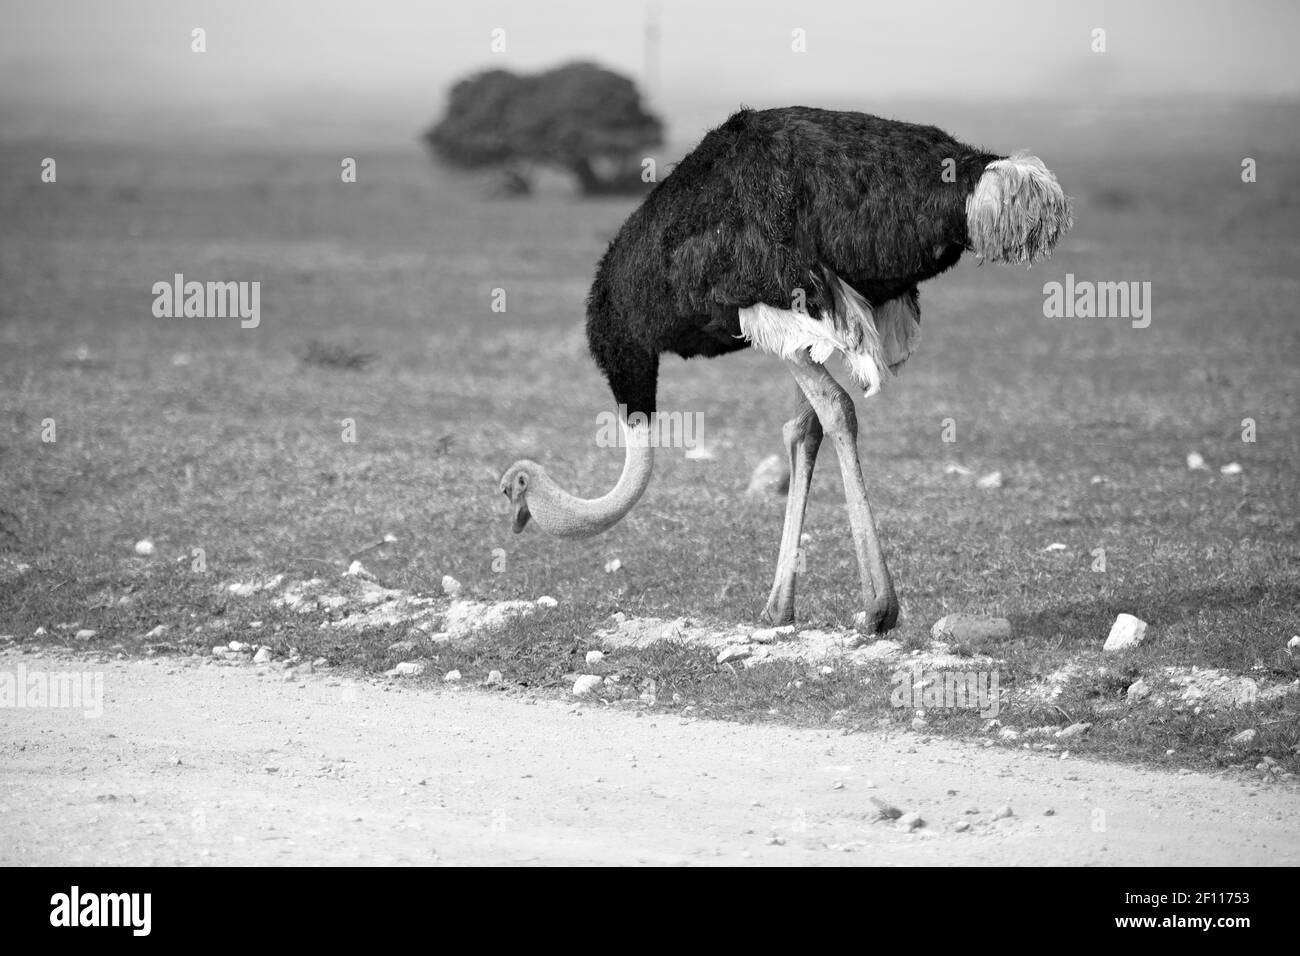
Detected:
left=2, top=0, right=1296, bottom=143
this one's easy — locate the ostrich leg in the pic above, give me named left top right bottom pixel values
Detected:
left=761, top=385, right=823, bottom=625
left=786, top=356, right=899, bottom=634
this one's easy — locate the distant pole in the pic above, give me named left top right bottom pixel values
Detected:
left=643, top=0, right=661, bottom=111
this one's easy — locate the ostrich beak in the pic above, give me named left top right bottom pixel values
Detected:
left=511, top=497, right=531, bottom=533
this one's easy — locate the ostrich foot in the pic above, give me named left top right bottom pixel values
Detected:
left=856, top=596, right=900, bottom=635
left=759, top=598, right=795, bottom=627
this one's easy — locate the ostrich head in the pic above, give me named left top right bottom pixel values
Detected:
left=499, top=461, right=537, bottom=533
left=499, top=419, right=656, bottom=539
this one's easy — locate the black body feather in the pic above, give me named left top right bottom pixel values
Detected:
left=585, top=106, right=1002, bottom=417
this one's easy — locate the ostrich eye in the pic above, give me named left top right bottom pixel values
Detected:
left=517, top=475, right=527, bottom=489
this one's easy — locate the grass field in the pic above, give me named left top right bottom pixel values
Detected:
left=2, top=100, right=1298, bottom=771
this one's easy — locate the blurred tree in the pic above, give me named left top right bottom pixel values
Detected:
left=424, top=62, right=663, bottom=197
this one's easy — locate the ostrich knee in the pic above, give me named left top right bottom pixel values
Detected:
left=781, top=404, right=822, bottom=457
left=816, top=386, right=858, bottom=441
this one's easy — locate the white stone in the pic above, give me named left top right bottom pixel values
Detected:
left=572, top=675, right=604, bottom=697
left=716, top=645, right=752, bottom=665
left=604, top=558, right=622, bottom=573
left=1055, top=722, right=1092, bottom=739
left=1230, top=729, right=1256, bottom=745
left=536, top=595, right=558, bottom=608
left=74, top=629, right=97, bottom=641
left=442, top=669, right=461, bottom=682
left=1288, top=636, right=1300, bottom=656
left=1126, top=678, right=1151, bottom=702
left=1103, top=613, right=1148, bottom=652
left=486, top=669, right=504, bottom=684
left=585, top=650, right=605, bottom=666
left=896, top=812, right=923, bottom=832
left=144, top=624, right=168, bottom=639
left=440, top=575, right=462, bottom=596
left=976, top=471, right=1003, bottom=489
left=253, top=646, right=273, bottom=664
left=387, top=661, right=426, bottom=677
left=344, top=560, right=373, bottom=579
left=1220, top=462, right=1243, bottom=475
left=1186, top=452, right=1208, bottom=470
left=133, top=539, right=155, bottom=556
left=227, top=641, right=249, bottom=652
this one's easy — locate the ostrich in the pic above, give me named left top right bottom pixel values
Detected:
left=500, top=107, right=1071, bottom=634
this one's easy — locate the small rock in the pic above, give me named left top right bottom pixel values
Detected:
left=746, top=454, right=790, bottom=496
left=955, top=820, right=971, bottom=832
left=440, top=575, right=462, bottom=596
left=858, top=639, right=902, bottom=659
left=1055, top=722, right=1092, bottom=739
left=1042, top=542, right=1068, bottom=552
left=144, top=625, right=168, bottom=639
left=585, top=650, right=605, bottom=666
left=604, top=558, right=622, bottom=574
left=253, top=646, right=273, bottom=664
left=74, top=629, right=98, bottom=641
left=716, top=645, right=752, bottom=665
left=572, top=675, right=604, bottom=697
left=1186, top=452, right=1208, bottom=470
left=911, top=717, right=928, bottom=730
left=993, top=805, right=1013, bottom=820
left=344, top=560, right=374, bottom=579
left=1286, top=636, right=1300, bottom=656
left=975, top=470, right=1003, bottom=489
left=133, top=539, right=155, bottom=556
left=1103, top=613, right=1148, bottom=652
left=227, top=641, right=249, bottom=652
left=1044, top=808, right=1056, bottom=816
left=766, top=835, right=786, bottom=846
left=386, top=661, right=426, bottom=677
left=33, top=626, right=47, bottom=637
left=896, top=812, right=923, bottom=832
left=1126, top=678, right=1151, bottom=702
left=832, top=780, right=845, bottom=790
left=443, top=669, right=461, bottom=682
left=536, top=595, right=558, bottom=609
left=486, top=669, right=504, bottom=685
left=930, top=614, right=1011, bottom=643
left=998, top=728, right=1020, bottom=741
left=294, top=661, right=315, bottom=675
left=211, top=645, right=228, bottom=658
left=944, top=463, right=974, bottom=476
left=387, top=639, right=416, bottom=654
left=1230, top=729, right=1256, bottom=745
left=1220, top=462, right=1243, bottom=475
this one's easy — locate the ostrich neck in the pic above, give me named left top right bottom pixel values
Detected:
left=529, top=426, right=655, bottom=538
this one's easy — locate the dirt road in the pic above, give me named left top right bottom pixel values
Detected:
left=1, top=651, right=1294, bottom=865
